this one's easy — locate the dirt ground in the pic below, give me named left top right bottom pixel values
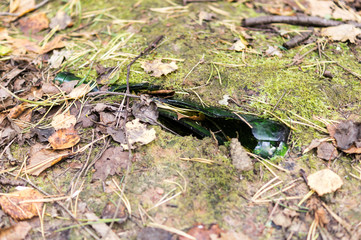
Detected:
left=1, top=0, right=361, bottom=239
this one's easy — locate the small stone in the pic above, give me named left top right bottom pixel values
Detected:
left=230, top=138, right=253, bottom=171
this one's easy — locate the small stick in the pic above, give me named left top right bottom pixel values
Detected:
left=183, top=0, right=218, bottom=5
left=283, top=29, right=314, bottom=49
left=242, top=15, right=361, bottom=28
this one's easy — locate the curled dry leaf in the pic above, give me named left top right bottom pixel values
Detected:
left=26, top=144, right=71, bottom=175
left=141, top=59, right=178, bottom=77
left=121, top=118, right=156, bottom=150
left=68, top=84, right=91, bottom=99
left=50, top=11, right=73, bottom=30
left=0, top=188, right=43, bottom=220
left=229, top=39, right=247, bottom=51
left=48, top=125, right=80, bottom=150
left=321, top=24, right=361, bottom=43
left=51, top=113, right=77, bottom=130
left=307, top=169, right=343, bottom=196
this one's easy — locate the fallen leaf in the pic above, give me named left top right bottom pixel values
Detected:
left=49, top=11, right=73, bottom=30
left=132, top=97, right=158, bottom=124
left=42, top=82, right=61, bottom=95
left=0, top=221, right=32, bottom=240
left=308, top=0, right=361, bottom=22
left=229, top=39, right=247, bottom=51
left=141, top=59, right=178, bottom=77
left=199, top=11, right=215, bottom=25
left=266, top=46, right=282, bottom=57
left=26, top=144, right=72, bottom=175
left=272, top=211, right=292, bottom=228
left=39, top=35, right=66, bottom=54
left=230, top=138, right=253, bottom=171
left=332, top=120, right=359, bottom=150
left=9, top=38, right=41, bottom=54
left=100, top=112, right=117, bottom=125
left=18, top=12, right=49, bottom=34
left=107, top=127, right=126, bottom=144
left=303, top=138, right=324, bottom=154
left=0, top=28, right=9, bottom=40
left=48, top=125, right=80, bottom=150
left=121, top=118, right=156, bottom=150
left=307, top=169, right=343, bottom=196
left=9, top=0, right=35, bottom=17
left=321, top=24, right=361, bottom=43
left=101, top=201, right=127, bottom=223
left=317, top=142, right=338, bottom=160
left=49, top=50, right=72, bottom=68
left=8, top=102, right=29, bottom=119
left=68, top=84, right=91, bottom=99
left=33, top=127, right=55, bottom=142
left=60, top=80, right=78, bottom=94
left=179, top=223, right=224, bottom=240
left=93, top=147, right=129, bottom=181
left=51, top=112, right=77, bottom=130
left=0, top=188, right=43, bottom=220
left=85, top=212, right=120, bottom=240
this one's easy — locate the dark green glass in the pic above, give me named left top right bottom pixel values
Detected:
left=155, top=99, right=290, bottom=158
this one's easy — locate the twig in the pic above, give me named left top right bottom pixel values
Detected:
left=242, top=15, right=361, bottom=28
left=283, top=29, right=314, bottom=49
left=183, top=0, right=218, bottom=5
left=87, top=91, right=140, bottom=98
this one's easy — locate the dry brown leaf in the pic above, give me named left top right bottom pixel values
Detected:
left=39, top=35, right=66, bottom=54
left=68, top=84, right=91, bottom=99
left=307, top=169, right=343, bottom=196
left=316, top=142, right=338, bottom=160
left=141, top=59, right=178, bottom=77
left=0, top=188, right=43, bottom=220
left=9, top=38, right=41, bottom=54
left=93, top=147, right=129, bottom=181
left=0, top=221, right=32, bottom=240
left=48, top=125, right=80, bottom=150
left=8, top=102, right=29, bottom=119
left=121, top=118, right=156, bottom=150
left=19, top=12, right=49, bottom=34
left=51, top=113, right=76, bottom=130
left=308, top=0, right=361, bottom=22
left=26, top=144, right=71, bottom=175
left=9, top=0, right=35, bottom=17
left=50, top=11, right=73, bottom=30
left=321, top=24, right=361, bottom=43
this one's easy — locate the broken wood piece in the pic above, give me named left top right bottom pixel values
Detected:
left=283, top=29, right=314, bottom=49
left=242, top=16, right=361, bottom=28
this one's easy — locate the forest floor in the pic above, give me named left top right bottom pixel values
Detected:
left=0, top=0, right=361, bottom=239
